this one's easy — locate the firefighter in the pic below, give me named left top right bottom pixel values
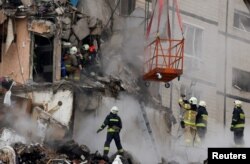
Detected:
left=179, top=96, right=199, bottom=145
left=230, top=100, right=245, bottom=146
left=81, top=44, right=90, bottom=66
left=64, top=47, right=80, bottom=80
left=97, top=106, right=124, bottom=157
left=196, top=100, right=208, bottom=141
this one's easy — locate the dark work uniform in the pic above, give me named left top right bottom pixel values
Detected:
left=196, top=106, right=208, bottom=140
left=231, top=107, right=245, bottom=145
left=98, top=112, right=123, bottom=156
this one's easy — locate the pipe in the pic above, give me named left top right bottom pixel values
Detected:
left=223, top=0, right=229, bottom=128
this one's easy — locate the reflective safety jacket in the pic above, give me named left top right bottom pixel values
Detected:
left=179, top=99, right=197, bottom=126
left=231, top=107, right=245, bottom=129
left=196, top=106, right=208, bottom=128
left=99, top=112, right=122, bottom=132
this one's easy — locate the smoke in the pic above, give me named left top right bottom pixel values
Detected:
left=1, top=106, right=42, bottom=144
left=73, top=94, right=166, bottom=163
left=101, top=11, right=144, bottom=78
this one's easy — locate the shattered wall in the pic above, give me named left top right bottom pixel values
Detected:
left=32, top=89, right=73, bottom=127
left=0, top=18, right=30, bottom=84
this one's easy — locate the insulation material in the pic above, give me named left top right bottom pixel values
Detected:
left=72, top=18, right=90, bottom=40
left=5, top=19, right=14, bottom=54
left=28, top=20, right=55, bottom=37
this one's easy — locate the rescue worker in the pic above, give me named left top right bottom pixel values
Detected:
left=196, top=100, right=208, bottom=141
left=97, top=106, right=124, bottom=157
left=81, top=44, right=90, bottom=66
left=230, top=100, right=245, bottom=146
left=64, top=46, right=80, bottom=80
left=88, top=45, right=97, bottom=65
left=179, top=96, right=199, bottom=146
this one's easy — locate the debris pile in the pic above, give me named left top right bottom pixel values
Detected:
left=0, top=139, right=108, bottom=164
left=0, top=128, right=140, bottom=163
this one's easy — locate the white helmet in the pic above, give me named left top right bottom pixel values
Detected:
left=111, top=106, right=119, bottom=114
left=234, top=100, right=242, bottom=108
left=189, top=97, right=197, bottom=105
left=70, top=46, right=77, bottom=55
left=83, top=44, right=89, bottom=51
left=199, top=100, right=206, bottom=107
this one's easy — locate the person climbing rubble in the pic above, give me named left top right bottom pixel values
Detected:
left=196, top=100, right=208, bottom=142
left=179, top=95, right=199, bottom=146
left=63, top=46, right=81, bottom=80
left=97, top=106, right=124, bottom=159
left=230, top=100, right=245, bottom=146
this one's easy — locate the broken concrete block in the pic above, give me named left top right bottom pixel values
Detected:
left=88, top=16, right=97, bottom=28
left=72, top=18, right=90, bottom=40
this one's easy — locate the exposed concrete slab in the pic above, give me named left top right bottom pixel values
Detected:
left=72, top=18, right=90, bottom=40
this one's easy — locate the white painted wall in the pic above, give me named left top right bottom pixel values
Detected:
left=32, top=89, right=73, bottom=126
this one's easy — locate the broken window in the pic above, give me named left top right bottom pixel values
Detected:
left=120, top=0, right=136, bottom=15
left=183, top=23, right=203, bottom=71
left=33, top=35, right=54, bottom=83
left=232, top=67, right=250, bottom=92
left=233, top=10, right=250, bottom=32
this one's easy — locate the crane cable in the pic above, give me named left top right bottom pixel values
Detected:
left=146, top=0, right=184, bottom=40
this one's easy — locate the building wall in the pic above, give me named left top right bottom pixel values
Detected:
left=159, top=0, right=250, bottom=148
left=0, top=18, right=30, bottom=84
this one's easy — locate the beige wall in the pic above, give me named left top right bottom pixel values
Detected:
left=0, top=18, right=30, bottom=84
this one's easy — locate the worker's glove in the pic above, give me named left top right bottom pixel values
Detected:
left=230, top=127, right=234, bottom=132
left=96, top=129, right=102, bottom=133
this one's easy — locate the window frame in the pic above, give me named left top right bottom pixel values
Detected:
left=233, top=9, right=250, bottom=33
left=232, top=67, right=250, bottom=92
left=182, top=22, right=204, bottom=71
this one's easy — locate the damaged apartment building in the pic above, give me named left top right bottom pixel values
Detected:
left=0, top=0, right=105, bottom=125
left=0, top=0, right=173, bottom=163
left=0, top=0, right=117, bottom=158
